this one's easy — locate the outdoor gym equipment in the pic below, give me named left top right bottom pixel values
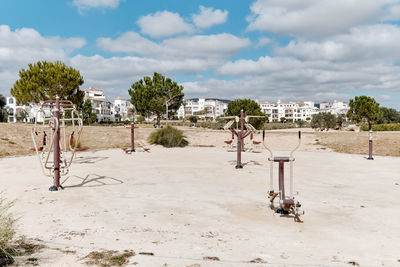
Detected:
left=367, top=130, right=374, bottom=160
left=222, top=109, right=265, bottom=168
left=122, top=122, right=150, bottom=153
left=263, top=130, right=304, bottom=220
left=31, top=96, right=83, bottom=191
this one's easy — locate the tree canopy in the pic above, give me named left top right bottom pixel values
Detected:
left=225, top=99, right=266, bottom=129
left=377, top=106, right=400, bottom=124
left=81, top=99, right=97, bottom=125
left=311, top=112, right=337, bottom=131
left=128, top=72, right=184, bottom=126
left=347, top=96, right=382, bottom=130
left=0, top=94, right=7, bottom=122
left=10, top=61, right=84, bottom=107
left=0, top=94, right=6, bottom=109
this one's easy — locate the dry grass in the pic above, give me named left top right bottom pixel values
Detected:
left=83, top=250, right=135, bottom=266
left=314, top=131, right=400, bottom=157
left=1, top=123, right=399, bottom=158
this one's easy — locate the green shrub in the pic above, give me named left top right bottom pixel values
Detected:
left=360, top=123, right=400, bottom=131
left=189, top=116, right=197, bottom=123
left=136, top=115, right=146, bottom=123
left=0, top=195, right=16, bottom=265
left=148, top=126, right=189, bottom=147
left=263, top=122, right=299, bottom=130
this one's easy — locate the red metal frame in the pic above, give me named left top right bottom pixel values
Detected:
left=228, top=110, right=252, bottom=168
left=367, top=130, right=374, bottom=160
left=49, top=97, right=61, bottom=191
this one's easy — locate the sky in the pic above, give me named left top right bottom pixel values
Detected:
left=1, top=0, right=400, bottom=109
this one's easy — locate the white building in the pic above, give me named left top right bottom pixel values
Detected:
left=84, top=87, right=114, bottom=122
left=177, top=97, right=229, bottom=120
left=318, top=100, right=349, bottom=115
left=4, top=96, right=37, bottom=123
left=113, top=97, right=134, bottom=121
left=259, top=100, right=319, bottom=122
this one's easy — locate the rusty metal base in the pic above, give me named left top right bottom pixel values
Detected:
left=49, top=185, right=64, bottom=191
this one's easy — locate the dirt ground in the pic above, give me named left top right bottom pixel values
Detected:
left=0, top=146, right=399, bottom=266
left=0, top=123, right=399, bottom=266
left=1, top=123, right=399, bottom=158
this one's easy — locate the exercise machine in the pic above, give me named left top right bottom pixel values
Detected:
left=31, top=96, right=83, bottom=191
left=263, top=130, right=304, bottom=220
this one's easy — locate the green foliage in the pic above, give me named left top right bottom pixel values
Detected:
left=347, top=96, right=382, bottom=130
left=135, top=115, right=146, bottom=123
left=189, top=116, right=197, bottom=123
left=264, top=122, right=299, bottom=130
left=0, top=95, right=7, bottom=123
left=84, top=250, right=135, bottom=266
left=336, top=114, right=346, bottom=129
left=81, top=100, right=97, bottom=125
left=280, top=117, right=286, bottom=123
left=360, top=123, right=400, bottom=131
left=11, top=61, right=84, bottom=107
left=128, top=72, right=184, bottom=126
left=225, top=99, right=266, bottom=130
left=16, top=109, right=28, bottom=123
left=296, top=120, right=307, bottom=128
left=377, top=107, right=400, bottom=124
left=147, top=126, right=188, bottom=147
left=0, top=95, right=5, bottom=109
left=0, top=195, right=16, bottom=265
left=311, top=113, right=337, bottom=131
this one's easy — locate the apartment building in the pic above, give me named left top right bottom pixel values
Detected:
left=4, top=96, right=42, bottom=123
left=113, top=97, right=134, bottom=121
left=258, top=100, right=350, bottom=122
left=177, top=97, right=229, bottom=119
left=84, top=87, right=114, bottom=122
left=318, top=100, right=349, bottom=115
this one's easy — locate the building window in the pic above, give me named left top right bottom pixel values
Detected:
left=9, top=98, right=14, bottom=104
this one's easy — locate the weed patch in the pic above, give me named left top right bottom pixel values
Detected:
left=83, top=250, right=135, bottom=266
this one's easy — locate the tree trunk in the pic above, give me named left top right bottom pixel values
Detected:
left=368, top=121, right=372, bottom=131
left=157, top=115, right=161, bottom=128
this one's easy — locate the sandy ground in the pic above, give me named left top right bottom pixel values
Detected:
left=1, top=144, right=399, bottom=266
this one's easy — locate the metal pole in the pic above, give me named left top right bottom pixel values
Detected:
left=49, top=96, right=61, bottom=191
left=166, top=101, right=168, bottom=126
left=367, top=130, right=374, bottom=160
left=278, top=160, right=285, bottom=199
left=235, top=109, right=244, bottom=169
left=240, top=109, right=245, bottom=152
left=131, top=123, right=135, bottom=152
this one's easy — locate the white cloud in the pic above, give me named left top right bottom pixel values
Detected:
left=275, top=24, right=400, bottom=61
left=137, top=11, right=193, bottom=38
left=247, top=0, right=399, bottom=39
left=73, top=0, right=120, bottom=12
left=192, top=6, right=228, bottom=29
left=0, top=25, right=86, bottom=97
left=255, top=37, right=272, bottom=48
left=97, top=32, right=251, bottom=59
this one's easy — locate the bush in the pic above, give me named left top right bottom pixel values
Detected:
left=147, top=126, right=189, bottom=147
left=189, top=116, right=197, bottom=123
left=136, top=115, right=146, bottom=123
left=263, top=122, right=299, bottom=130
left=360, top=123, right=400, bottom=131
left=0, top=195, right=16, bottom=265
